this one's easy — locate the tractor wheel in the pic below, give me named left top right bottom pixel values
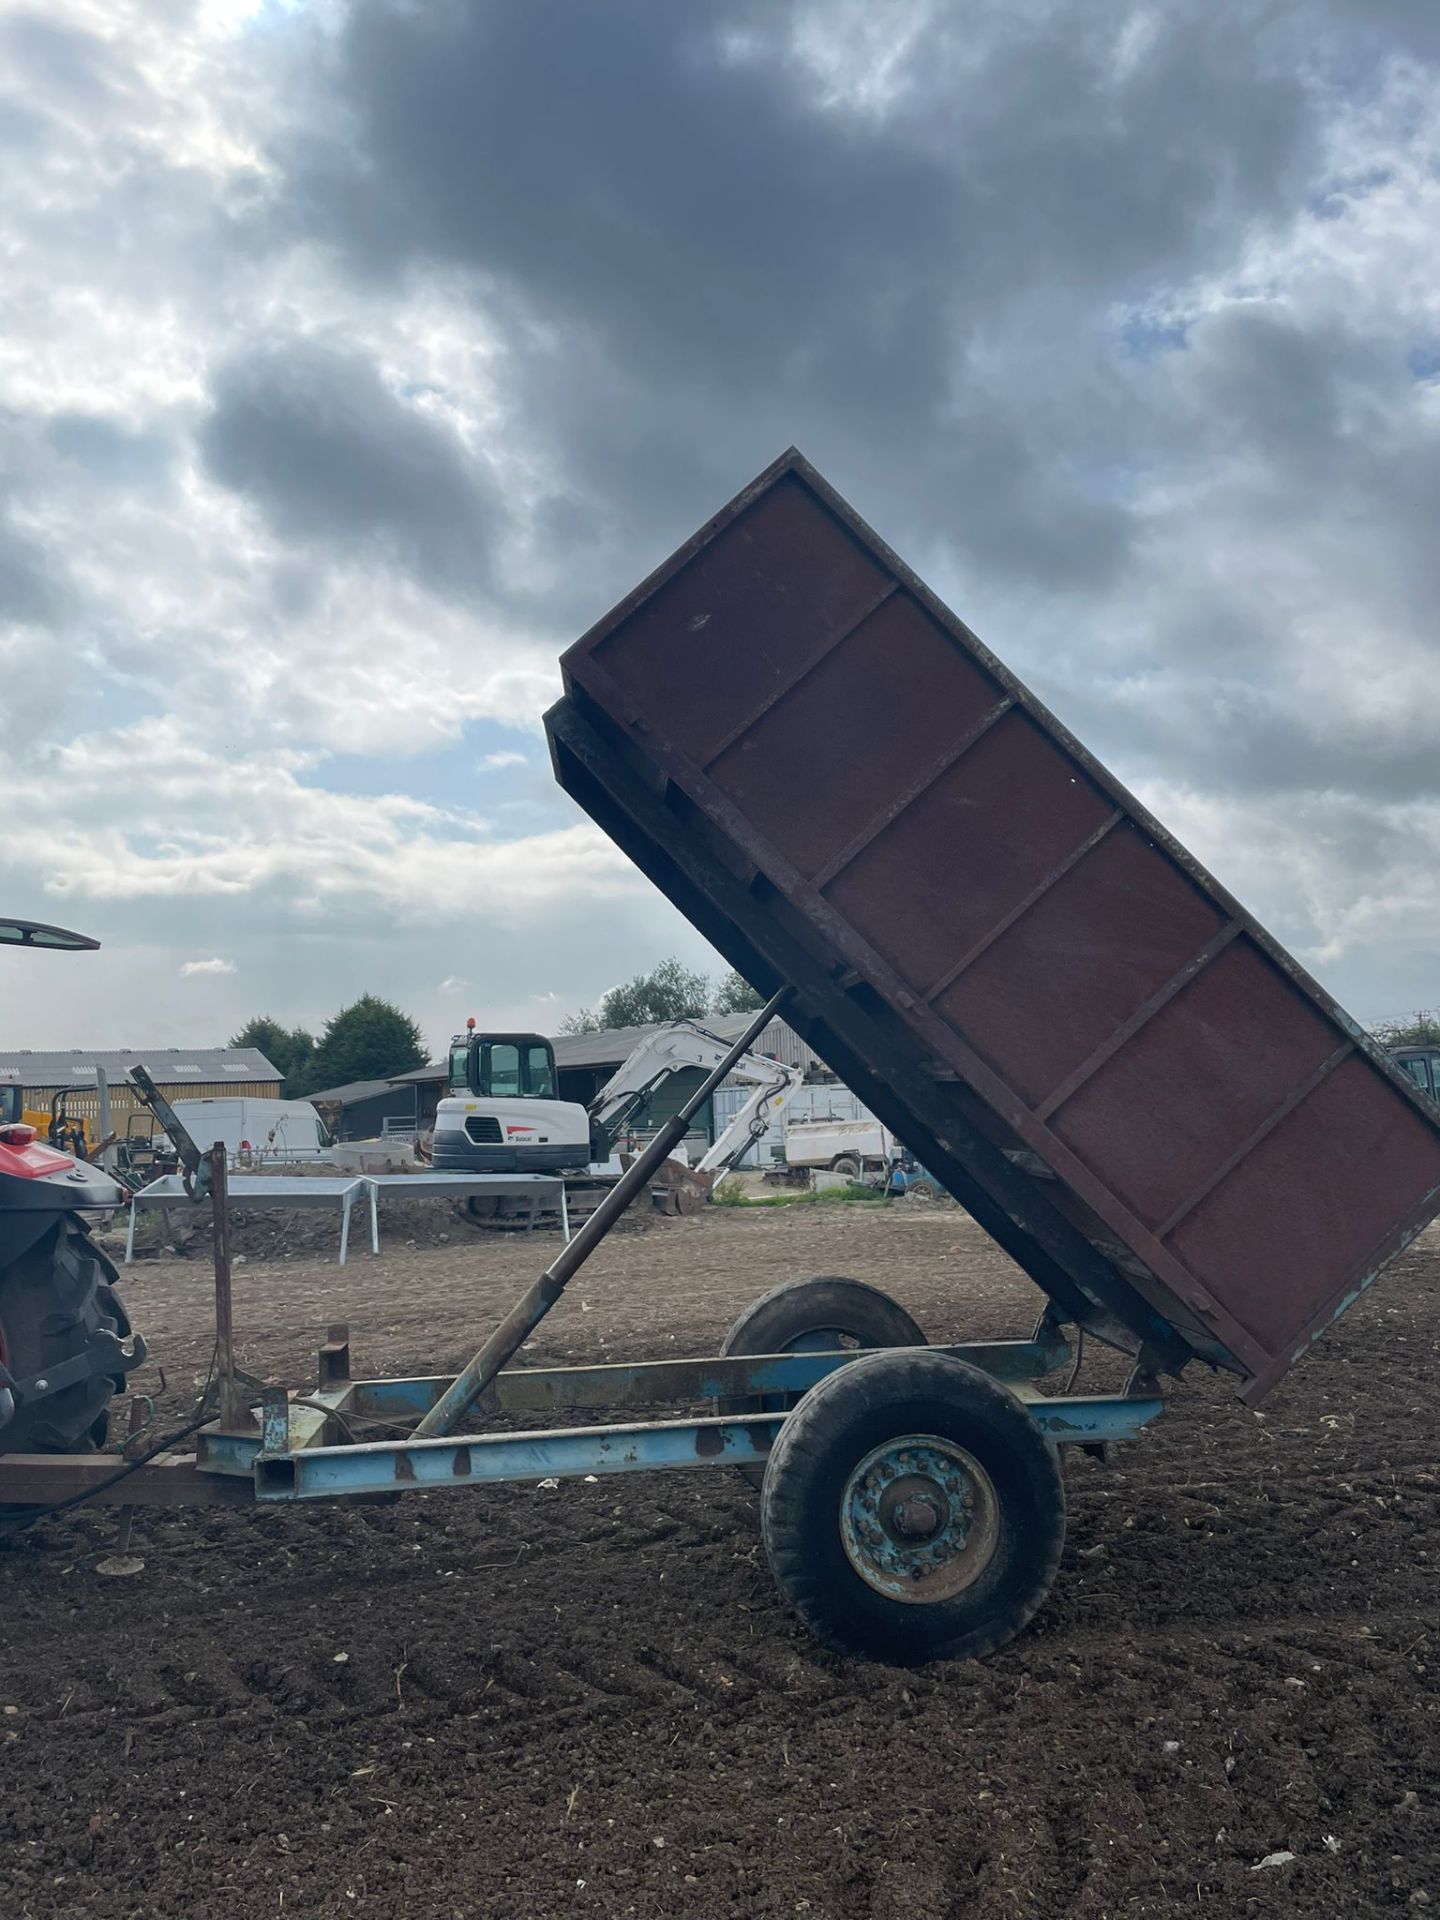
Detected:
left=0, top=1216, right=128, bottom=1454
left=719, top=1275, right=927, bottom=1489
left=906, top=1180, right=938, bottom=1202
left=761, top=1350, right=1066, bottom=1662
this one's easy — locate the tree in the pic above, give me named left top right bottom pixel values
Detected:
left=556, top=1007, right=602, bottom=1035
left=1374, top=1010, right=1440, bottom=1050
left=230, top=1015, right=316, bottom=1091
left=559, top=957, right=711, bottom=1034
left=306, top=994, right=428, bottom=1091
left=711, top=968, right=764, bottom=1015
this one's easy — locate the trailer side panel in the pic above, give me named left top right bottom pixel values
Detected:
left=549, top=450, right=1440, bottom=1398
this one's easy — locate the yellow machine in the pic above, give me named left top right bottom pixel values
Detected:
left=0, top=1076, right=102, bottom=1158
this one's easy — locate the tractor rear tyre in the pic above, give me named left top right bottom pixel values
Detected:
left=719, top=1276, right=927, bottom=1489
left=761, top=1349, right=1066, bottom=1662
left=0, top=1216, right=128, bottom=1454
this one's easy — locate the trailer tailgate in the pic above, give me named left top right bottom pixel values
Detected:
left=547, top=450, right=1440, bottom=1399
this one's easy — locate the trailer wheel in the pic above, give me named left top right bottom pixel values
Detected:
left=0, top=1216, right=128, bottom=1455
left=761, top=1349, right=1065, bottom=1662
left=719, top=1276, right=927, bottom=1488
left=830, top=1155, right=862, bottom=1179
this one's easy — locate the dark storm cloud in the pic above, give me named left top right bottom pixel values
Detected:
left=271, top=0, right=1331, bottom=599
left=199, top=337, right=502, bottom=593
left=1331, top=0, right=1440, bottom=62
left=245, top=0, right=1440, bottom=829
left=1060, top=668, right=1440, bottom=808
left=293, top=0, right=1317, bottom=377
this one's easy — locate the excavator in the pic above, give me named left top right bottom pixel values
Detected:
left=430, top=1016, right=805, bottom=1218
left=0, top=919, right=142, bottom=1455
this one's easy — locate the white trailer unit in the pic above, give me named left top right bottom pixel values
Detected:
left=784, top=1115, right=893, bottom=1177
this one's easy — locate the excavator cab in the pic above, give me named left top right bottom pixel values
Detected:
left=449, top=1028, right=558, bottom=1101
left=1394, top=1048, right=1440, bottom=1106
left=433, top=1023, right=585, bottom=1175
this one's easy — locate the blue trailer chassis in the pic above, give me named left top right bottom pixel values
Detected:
left=187, top=1322, right=1163, bottom=1504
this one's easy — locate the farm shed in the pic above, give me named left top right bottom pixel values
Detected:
left=0, top=1046, right=282, bottom=1132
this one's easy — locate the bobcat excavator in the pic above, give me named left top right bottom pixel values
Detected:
left=430, top=1015, right=805, bottom=1218
left=0, top=919, right=142, bottom=1454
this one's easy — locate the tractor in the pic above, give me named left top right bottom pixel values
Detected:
left=0, top=920, right=142, bottom=1452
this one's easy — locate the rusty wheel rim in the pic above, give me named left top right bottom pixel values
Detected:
left=839, top=1433, right=1000, bottom=1604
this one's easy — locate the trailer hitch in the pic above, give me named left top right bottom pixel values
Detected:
left=0, top=1326, right=148, bottom=1413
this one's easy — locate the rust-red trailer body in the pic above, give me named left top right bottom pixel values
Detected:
left=546, top=450, right=1440, bottom=1402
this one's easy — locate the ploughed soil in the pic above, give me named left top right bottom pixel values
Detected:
left=2, top=1202, right=1437, bottom=1919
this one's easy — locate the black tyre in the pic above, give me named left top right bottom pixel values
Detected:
left=761, top=1349, right=1066, bottom=1663
left=719, top=1276, right=927, bottom=1489
left=830, top=1155, right=862, bottom=1179
left=0, top=1216, right=128, bottom=1454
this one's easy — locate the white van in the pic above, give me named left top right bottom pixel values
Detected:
left=170, top=1097, right=334, bottom=1161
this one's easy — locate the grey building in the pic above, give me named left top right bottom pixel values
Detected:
left=307, top=1077, right=420, bottom=1142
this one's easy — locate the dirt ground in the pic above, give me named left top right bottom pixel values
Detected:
left=3, top=1201, right=1438, bottom=1919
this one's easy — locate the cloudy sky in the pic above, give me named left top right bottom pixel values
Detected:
left=3, top=0, right=1438, bottom=1057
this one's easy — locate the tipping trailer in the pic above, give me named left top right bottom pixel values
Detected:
left=7, top=457, right=1440, bottom=1668
left=545, top=448, right=1440, bottom=1409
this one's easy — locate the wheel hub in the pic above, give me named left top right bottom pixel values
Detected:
left=840, top=1435, right=1000, bottom=1603
left=889, top=1489, right=942, bottom=1539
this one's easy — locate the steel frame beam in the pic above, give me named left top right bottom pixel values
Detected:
left=334, top=1330, right=1072, bottom=1423
left=202, top=1391, right=1164, bottom=1503
left=1, top=1329, right=1164, bottom=1513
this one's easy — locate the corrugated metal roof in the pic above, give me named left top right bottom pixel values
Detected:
left=306, top=1078, right=410, bottom=1104
left=0, top=1046, right=282, bottom=1085
left=393, top=1015, right=758, bottom=1084
left=391, top=1010, right=828, bottom=1084
left=550, top=1011, right=757, bottom=1069
left=389, top=1061, right=447, bottom=1086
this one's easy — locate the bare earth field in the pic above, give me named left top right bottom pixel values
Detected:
left=3, top=1200, right=1438, bottom=1919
